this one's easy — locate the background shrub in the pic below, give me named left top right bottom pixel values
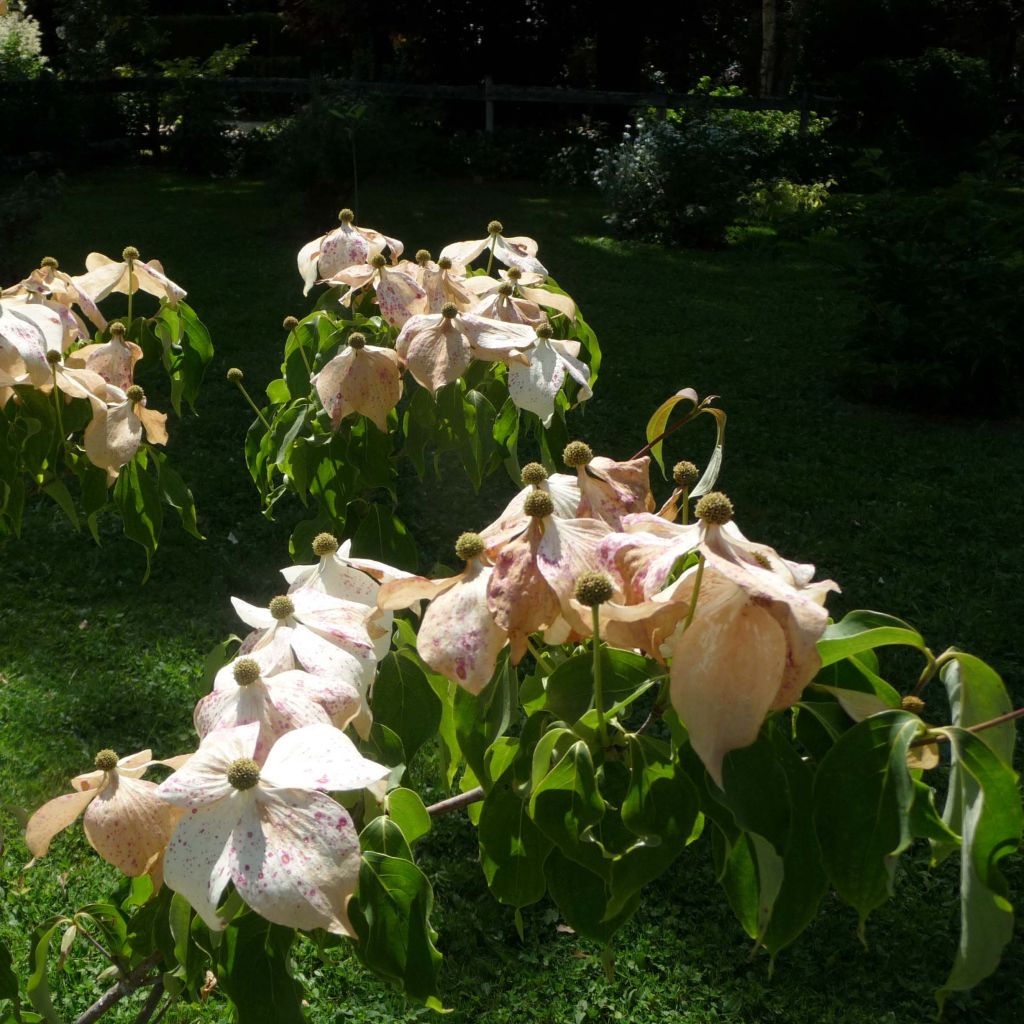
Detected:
left=593, top=81, right=832, bottom=247
left=842, top=180, right=1024, bottom=416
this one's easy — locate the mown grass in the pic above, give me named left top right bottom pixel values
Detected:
left=0, top=168, right=1021, bottom=1023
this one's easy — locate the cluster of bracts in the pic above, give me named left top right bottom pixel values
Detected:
left=24, top=439, right=836, bottom=936
left=0, top=250, right=180, bottom=482
left=299, top=211, right=590, bottom=429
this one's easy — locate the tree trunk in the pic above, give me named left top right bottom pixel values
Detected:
left=760, top=0, right=778, bottom=97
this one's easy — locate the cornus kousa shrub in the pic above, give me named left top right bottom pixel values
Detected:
left=7, top=213, right=1022, bottom=1024
left=0, top=246, right=212, bottom=570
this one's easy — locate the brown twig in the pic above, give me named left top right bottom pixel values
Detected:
left=75, top=952, right=162, bottom=1024
left=133, top=980, right=165, bottom=1024
left=631, top=408, right=700, bottom=461
left=426, top=787, right=484, bottom=817
left=909, top=706, right=1024, bottom=748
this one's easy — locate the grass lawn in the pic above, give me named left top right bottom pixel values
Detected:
left=1, top=167, right=1021, bottom=1023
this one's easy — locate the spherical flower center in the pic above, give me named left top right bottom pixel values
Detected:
left=574, top=571, right=614, bottom=607
left=282, top=315, right=299, bottom=331
left=370, top=254, right=387, bottom=269
left=126, top=385, right=145, bottom=404
left=415, top=249, right=432, bottom=265
left=338, top=208, right=355, bottom=224
left=524, top=490, right=554, bottom=518
left=437, top=256, right=453, bottom=270
left=233, top=657, right=261, bottom=686
left=901, top=695, right=926, bottom=714
left=122, top=245, right=140, bottom=262
left=455, top=531, right=485, bottom=561
left=269, top=595, right=295, bottom=621
left=672, top=460, right=699, bottom=488
left=347, top=332, right=366, bottom=350
left=563, top=440, right=593, bottom=468
left=94, top=749, right=119, bottom=771
left=440, top=302, right=458, bottom=319
left=487, top=220, right=504, bottom=236
left=506, top=267, right=522, bottom=281
left=109, top=321, right=126, bottom=337
left=45, top=349, right=62, bottom=365
left=312, top=531, right=339, bottom=557
left=498, top=282, right=514, bottom=297
left=226, top=367, right=244, bottom=383
left=535, top=324, right=554, bottom=339
left=40, top=256, right=59, bottom=269
left=521, top=462, right=548, bottom=485
left=227, top=758, right=261, bottom=790
left=695, top=491, right=734, bottom=525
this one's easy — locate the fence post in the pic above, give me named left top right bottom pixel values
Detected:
left=483, top=76, right=494, bottom=134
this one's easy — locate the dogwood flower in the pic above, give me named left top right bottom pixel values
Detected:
left=561, top=441, right=654, bottom=529
left=507, top=325, right=592, bottom=426
left=3, top=256, right=106, bottom=331
left=408, top=251, right=475, bottom=313
left=231, top=586, right=382, bottom=736
left=440, top=220, right=548, bottom=275
left=485, top=488, right=613, bottom=659
left=464, top=267, right=576, bottom=323
left=598, top=492, right=837, bottom=786
left=297, top=209, right=404, bottom=295
left=479, top=461, right=581, bottom=549
left=26, top=748, right=187, bottom=883
left=328, top=255, right=426, bottom=328
left=395, top=304, right=535, bottom=394
left=157, top=722, right=388, bottom=934
left=312, top=332, right=403, bottom=432
left=65, top=321, right=142, bottom=392
left=72, top=248, right=185, bottom=307
left=83, top=383, right=168, bottom=484
left=378, top=532, right=508, bottom=691
left=196, top=656, right=361, bottom=758
left=0, top=297, right=66, bottom=390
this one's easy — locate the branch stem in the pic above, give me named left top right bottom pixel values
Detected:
left=426, top=787, right=484, bottom=817
left=631, top=408, right=700, bottom=461
left=592, top=604, right=609, bottom=748
left=74, top=952, right=162, bottom=1024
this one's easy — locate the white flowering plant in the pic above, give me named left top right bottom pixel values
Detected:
left=0, top=246, right=213, bottom=573
left=4, top=209, right=1021, bottom=1023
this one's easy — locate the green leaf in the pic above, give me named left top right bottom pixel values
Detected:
left=937, top=727, right=1023, bottom=1006
left=26, top=918, right=61, bottom=1024
left=386, top=788, right=431, bottom=845
left=718, top=727, right=828, bottom=955
left=112, top=455, right=163, bottom=579
left=453, top=659, right=516, bottom=786
left=605, top=736, right=700, bottom=918
left=544, top=849, right=640, bottom=945
left=817, top=610, right=926, bottom=668
left=459, top=389, right=497, bottom=492
left=154, top=450, right=203, bottom=540
left=216, top=915, right=305, bottom=1024
left=479, top=764, right=553, bottom=909
left=545, top=648, right=652, bottom=725
left=351, top=505, right=418, bottom=573
left=941, top=654, right=1015, bottom=765
left=42, top=479, right=79, bottom=530
left=530, top=740, right=607, bottom=877
left=812, top=711, right=922, bottom=931
left=372, top=653, right=441, bottom=766
left=0, top=937, right=22, bottom=1021
left=349, top=853, right=445, bottom=1009
left=361, top=815, right=414, bottom=860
